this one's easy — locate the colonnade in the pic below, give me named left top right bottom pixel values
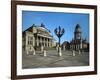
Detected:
left=36, top=35, right=52, bottom=47
left=70, top=43, right=82, bottom=50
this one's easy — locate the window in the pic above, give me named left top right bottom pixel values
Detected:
left=28, top=36, right=33, bottom=45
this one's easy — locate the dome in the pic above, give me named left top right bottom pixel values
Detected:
left=75, top=24, right=81, bottom=32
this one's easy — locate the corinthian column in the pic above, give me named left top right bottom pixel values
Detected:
left=44, top=37, right=45, bottom=47
left=49, top=39, right=51, bottom=47
left=47, top=38, right=48, bottom=47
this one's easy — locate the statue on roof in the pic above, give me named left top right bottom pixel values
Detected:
left=32, top=24, right=36, bottom=27
left=40, top=23, right=45, bottom=27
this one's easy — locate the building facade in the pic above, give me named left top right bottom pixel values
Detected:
left=23, top=23, right=53, bottom=51
left=61, top=41, right=70, bottom=50
left=70, top=24, right=89, bottom=51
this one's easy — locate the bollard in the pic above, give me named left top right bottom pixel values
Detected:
left=78, top=50, right=81, bottom=55
left=26, top=50, right=29, bottom=55
left=33, top=50, right=36, bottom=55
left=43, top=50, right=47, bottom=57
left=72, top=50, right=75, bottom=56
left=56, top=47, right=58, bottom=52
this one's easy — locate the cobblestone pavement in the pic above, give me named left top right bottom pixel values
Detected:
left=22, top=50, right=89, bottom=69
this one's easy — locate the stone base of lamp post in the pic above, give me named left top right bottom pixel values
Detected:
left=58, top=47, right=62, bottom=56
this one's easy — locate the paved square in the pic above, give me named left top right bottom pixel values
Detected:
left=22, top=50, right=89, bottom=69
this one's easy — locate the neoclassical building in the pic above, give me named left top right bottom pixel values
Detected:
left=22, top=23, right=54, bottom=51
left=70, top=24, right=89, bottom=51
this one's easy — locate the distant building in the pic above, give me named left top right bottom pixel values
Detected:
left=70, top=24, right=89, bottom=51
left=22, top=23, right=53, bottom=51
left=61, top=41, right=70, bottom=50
left=52, top=38, right=58, bottom=48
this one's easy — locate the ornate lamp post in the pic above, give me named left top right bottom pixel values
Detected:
left=54, top=26, right=65, bottom=55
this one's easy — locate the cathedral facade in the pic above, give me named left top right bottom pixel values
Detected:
left=70, top=24, right=89, bottom=51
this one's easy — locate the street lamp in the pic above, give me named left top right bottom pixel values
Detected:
left=54, top=26, right=65, bottom=54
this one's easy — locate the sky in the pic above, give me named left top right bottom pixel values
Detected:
left=22, top=11, right=89, bottom=44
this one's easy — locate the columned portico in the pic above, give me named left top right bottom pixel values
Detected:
left=35, top=34, right=52, bottom=48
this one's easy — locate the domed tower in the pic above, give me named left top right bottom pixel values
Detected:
left=74, top=24, right=82, bottom=40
